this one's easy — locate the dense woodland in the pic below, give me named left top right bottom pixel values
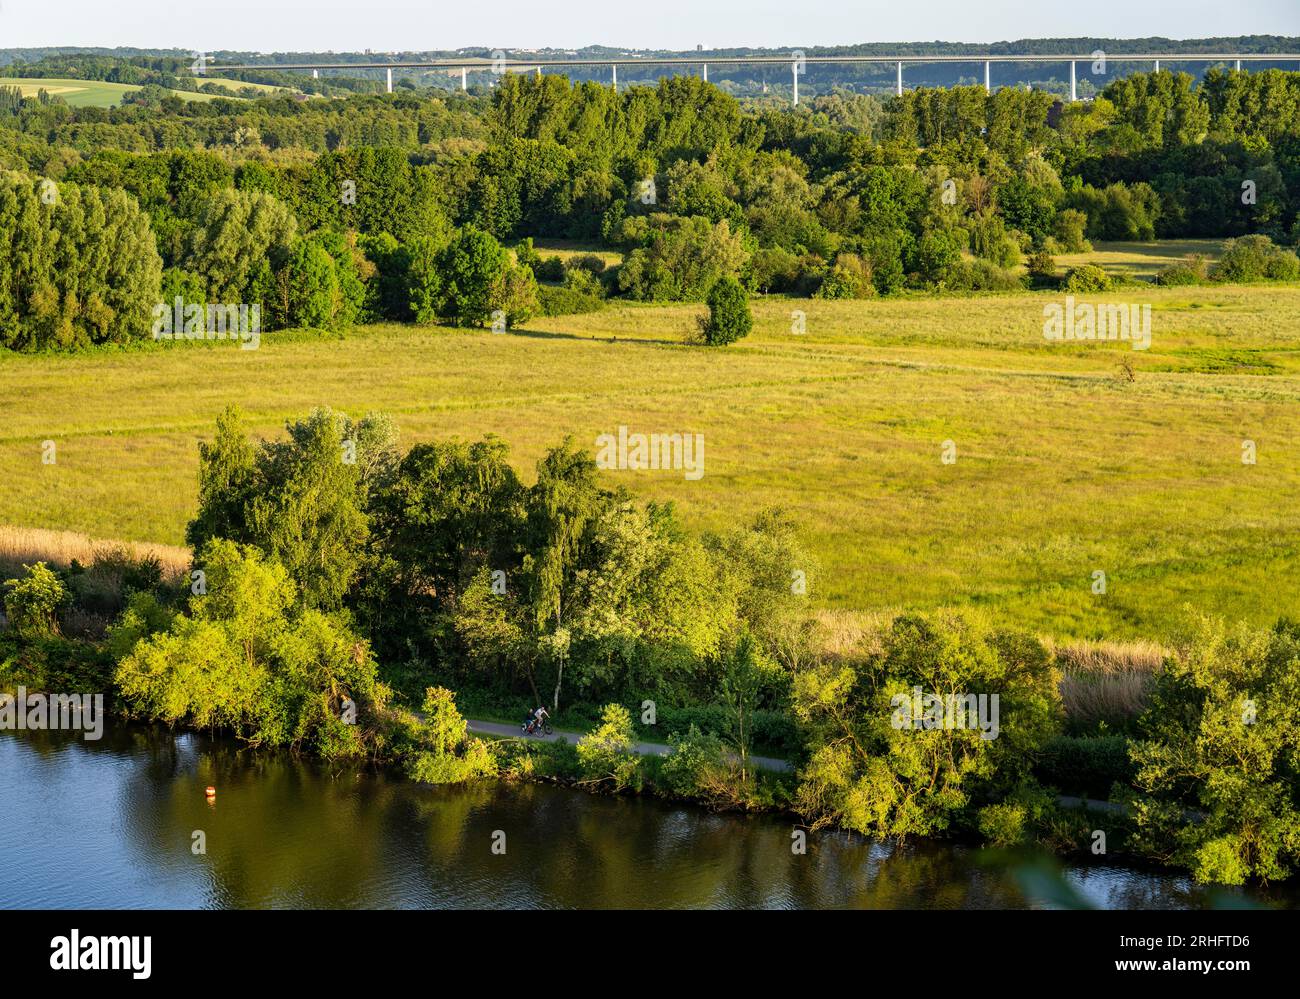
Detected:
left=1, top=60, right=1299, bottom=348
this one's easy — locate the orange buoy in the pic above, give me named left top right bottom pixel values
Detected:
left=205, top=786, right=217, bottom=798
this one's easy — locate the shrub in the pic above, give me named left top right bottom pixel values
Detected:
left=1027, top=250, right=1057, bottom=280
left=698, top=276, right=753, bottom=346
left=1034, top=735, right=1135, bottom=798
left=535, top=256, right=566, bottom=282
left=977, top=802, right=1029, bottom=847
left=3, top=562, right=68, bottom=639
left=1155, top=259, right=1204, bottom=286
left=946, top=259, right=1025, bottom=292
left=567, top=254, right=606, bottom=276
left=404, top=686, right=498, bottom=783
left=576, top=703, right=640, bottom=791
left=1211, top=235, right=1300, bottom=283
left=1063, top=264, right=1111, bottom=293
left=513, top=237, right=541, bottom=272
left=748, top=246, right=803, bottom=293
left=659, top=724, right=729, bottom=797
left=537, top=285, right=604, bottom=316
left=814, top=253, right=875, bottom=299
left=562, top=267, right=604, bottom=297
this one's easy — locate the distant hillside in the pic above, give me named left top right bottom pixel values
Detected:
left=3, top=37, right=1297, bottom=98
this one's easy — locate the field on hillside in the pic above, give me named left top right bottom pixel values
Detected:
left=3, top=276, right=1300, bottom=644
left=0, top=77, right=281, bottom=107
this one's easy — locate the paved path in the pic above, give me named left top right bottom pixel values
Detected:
left=466, top=718, right=794, bottom=773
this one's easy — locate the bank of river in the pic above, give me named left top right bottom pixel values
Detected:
left=2, top=725, right=1295, bottom=909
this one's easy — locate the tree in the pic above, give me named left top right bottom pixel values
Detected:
left=282, top=237, right=341, bottom=331
left=187, top=405, right=258, bottom=551
left=699, top=276, right=752, bottom=346
left=188, top=407, right=396, bottom=611
left=521, top=439, right=610, bottom=713
left=437, top=225, right=510, bottom=326
left=0, top=173, right=162, bottom=351
left=114, top=539, right=388, bottom=759
left=617, top=214, right=749, bottom=302
left=720, top=632, right=766, bottom=783
left=405, top=234, right=444, bottom=324
left=406, top=686, right=497, bottom=784
left=792, top=612, right=1061, bottom=840
left=1127, top=616, right=1300, bottom=885
left=183, top=188, right=297, bottom=309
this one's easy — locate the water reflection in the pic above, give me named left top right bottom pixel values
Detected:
left=1, top=726, right=1294, bottom=910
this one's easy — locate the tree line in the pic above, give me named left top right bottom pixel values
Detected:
left=0, top=68, right=1298, bottom=349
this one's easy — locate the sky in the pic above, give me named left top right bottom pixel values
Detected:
left=0, top=0, right=1297, bottom=52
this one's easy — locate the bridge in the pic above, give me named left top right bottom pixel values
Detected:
left=199, top=51, right=1300, bottom=104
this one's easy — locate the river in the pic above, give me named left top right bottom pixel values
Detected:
left=2, top=725, right=1294, bottom=909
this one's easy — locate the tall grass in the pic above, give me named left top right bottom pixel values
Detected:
left=1046, top=638, right=1165, bottom=732
left=0, top=525, right=190, bottom=582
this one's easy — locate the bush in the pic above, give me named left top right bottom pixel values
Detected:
left=1211, top=235, right=1300, bottom=283
left=1026, top=250, right=1057, bottom=281
left=698, top=276, right=753, bottom=346
left=535, top=256, right=566, bottom=282
left=748, top=246, right=803, bottom=293
left=576, top=703, right=640, bottom=791
left=3, top=562, right=68, bottom=640
left=537, top=285, right=604, bottom=317
left=1154, top=263, right=1201, bottom=286
left=562, top=267, right=604, bottom=297
left=567, top=254, right=606, bottom=276
left=1063, top=264, right=1111, bottom=293
left=659, top=724, right=728, bottom=797
left=946, top=259, right=1025, bottom=292
left=1034, top=735, right=1135, bottom=798
left=814, top=253, right=875, bottom=300
left=513, top=237, right=541, bottom=272
left=404, top=686, right=498, bottom=784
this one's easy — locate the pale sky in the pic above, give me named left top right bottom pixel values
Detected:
left=0, top=0, right=1296, bottom=53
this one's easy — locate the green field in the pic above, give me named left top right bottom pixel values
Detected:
left=0, top=77, right=287, bottom=108
left=3, top=272, right=1299, bottom=644
left=1055, top=239, right=1224, bottom=279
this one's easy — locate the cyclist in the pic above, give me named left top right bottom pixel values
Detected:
left=529, top=705, right=549, bottom=734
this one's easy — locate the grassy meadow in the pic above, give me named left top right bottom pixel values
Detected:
left=3, top=263, right=1300, bottom=645
left=1054, top=239, right=1225, bottom=279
